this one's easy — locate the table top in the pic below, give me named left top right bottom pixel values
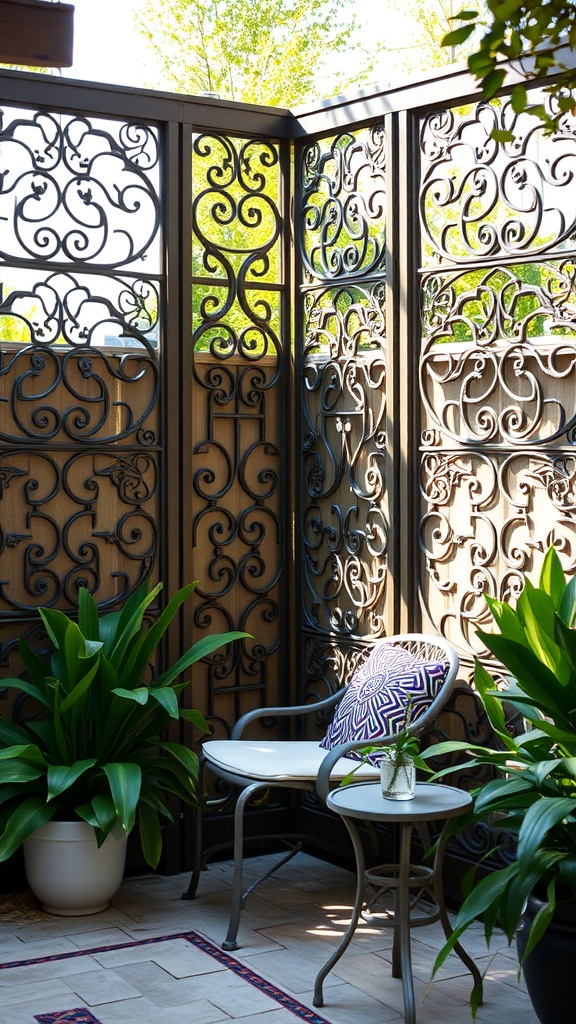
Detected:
left=326, top=782, right=472, bottom=823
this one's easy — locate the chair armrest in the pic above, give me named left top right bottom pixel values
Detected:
left=315, top=737, right=396, bottom=803
left=231, top=688, right=345, bottom=739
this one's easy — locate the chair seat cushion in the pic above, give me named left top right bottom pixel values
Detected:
left=320, top=641, right=449, bottom=760
left=203, top=740, right=379, bottom=782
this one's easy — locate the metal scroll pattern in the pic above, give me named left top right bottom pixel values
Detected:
left=418, top=95, right=576, bottom=658
left=0, top=108, right=160, bottom=268
left=299, top=126, right=388, bottom=649
left=190, top=134, right=285, bottom=730
left=0, top=105, right=161, bottom=620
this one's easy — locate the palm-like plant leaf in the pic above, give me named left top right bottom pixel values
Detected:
left=0, top=579, right=246, bottom=868
left=102, top=762, right=142, bottom=833
left=0, top=798, right=55, bottom=860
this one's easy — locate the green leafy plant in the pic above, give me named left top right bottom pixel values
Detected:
left=0, top=581, right=248, bottom=869
left=444, top=2, right=576, bottom=136
left=422, top=545, right=576, bottom=1002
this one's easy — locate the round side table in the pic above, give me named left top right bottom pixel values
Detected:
left=313, top=781, right=482, bottom=1024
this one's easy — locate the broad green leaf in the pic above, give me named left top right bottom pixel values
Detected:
left=47, top=760, right=97, bottom=801
left=511, top=83, right=527, bottom=114
left=0, top=719, right=35, bottom=747
left=112, top=687, right=149, bottom=705
left=0, top=798, right=55, bottom=862
left=442, top=24, right=475, bottom=46
left=538, top=546, right=566, bottom=607
left=59, top=659, right=100, bottom=715
left=517, top=797, right=576, bottom=875
left=179, top=708, right=210, bottom=732
left=98, top=611, right=122, bottom=658
left=494, top=0, right=524, bottom=18
left=0, top=743, right=47, bottom=767
left=114, top=580, right=158, bottom=643
left=558, top=855, right=576, bottom=888
left=102, top=762, right=142, bottom=833
left=517, top=581, right=567, bottom=679
left=454, top=862, right=518, bottom=934
left=488, top=127, right=515, bottom=144
left=473, top=659, right=517, bottom=750
left=0, top=674, right=52, bottom=710
left=482, top=68, right=506, bottom=98
left=109, top=581, right=164, bottom=672
left=0, top=760, right=44, bottom=784
left=50, top=678, right=71, bottom=763
left=119, top=582, right=198, bottom=687
left=485, top=595, right=527, bottom=647
left=474, top=774, right=534, bottom=815
left=519, top=886, right=556, bottom=963
left=137, top=801, right=162, bottom=869
left=150, top=687, right=179, bottom=718
left=77, top=586, right=101, bottom=641
left=153, top=631, right=250, bottom=689
left=476, top=630, right=573, bottom=721
left=39, top=607, right=73, bottom=652
left=76, top=794, right=117, bottom=835
left=157, top=741, right=199, bottom=781
left=558, top=573, right=576, bottom=627
left=18, top=638, right=51, bottom=688
left=75, top=794, right=117, bottom=835
left=552, top=614, right=576, bottom=686
left=432, top=864, right=517, bottom=976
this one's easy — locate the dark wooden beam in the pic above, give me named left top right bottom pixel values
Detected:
left=0, top=0, right=74, bottom=68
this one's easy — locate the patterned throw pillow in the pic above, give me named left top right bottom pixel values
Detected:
left=319, top=642, right=448, bottom=761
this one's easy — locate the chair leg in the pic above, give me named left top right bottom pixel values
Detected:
left=222, top=781, right=266, bottom=951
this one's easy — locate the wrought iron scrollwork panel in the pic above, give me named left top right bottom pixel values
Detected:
left=0, top=101, right=162, bottom=639
left=301, top=291, right=388, bottom=638
left=419, top=447, right=576, bottom=653
left=419, top=94, right=576, bottom=660
left=191, top=132, right=285, bottom=732
left=301, top=126, right=386, bottom=281
left=0, top=447, right=158, bottom=612
left=0, top=341, right=158, bottom=445
left=299, top=126, right=388, bottom=645
left=0, top=268, right=159, bottom=350
left=420, top=96, right=576, bottom=266
left=0, top=107, right=160, bottom=270
left=420, top=260, right=576, bottom=446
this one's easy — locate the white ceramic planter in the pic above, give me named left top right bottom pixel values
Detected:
left=23, top=820, right=128, bottom=916
left=380, top=753, right=416, bottom=800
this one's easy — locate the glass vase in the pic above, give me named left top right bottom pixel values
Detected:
left=380, top=752, right=416, bottom=800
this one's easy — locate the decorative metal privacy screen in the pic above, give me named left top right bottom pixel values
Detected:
left=297, top=125, right=389, bottom=701
left=189, top=131, right=288, bottom=733
left=418, top=95, right=576, bottom=664
left=0, top=105, right=162, bottom=696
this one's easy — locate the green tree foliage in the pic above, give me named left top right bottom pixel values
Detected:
left=377, top=0, right=482, bottom=78
left=444, top=1, right=576, bottom=132
left=136, top=0, right=380, bottom=107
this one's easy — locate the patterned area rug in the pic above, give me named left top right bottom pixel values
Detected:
left=0, top=930, right=333, bottom=1024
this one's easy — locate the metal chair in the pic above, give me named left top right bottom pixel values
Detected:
left=184, top=632, right=459, bottom=950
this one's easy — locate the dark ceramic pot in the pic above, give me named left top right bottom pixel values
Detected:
left=516, top=893, right=576, bottom=1024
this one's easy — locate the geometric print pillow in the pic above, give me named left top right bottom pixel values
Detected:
left=319, top=641, right=449, bottom=762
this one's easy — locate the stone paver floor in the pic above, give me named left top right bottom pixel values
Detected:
left=0, top=852, right=537, bottom=1024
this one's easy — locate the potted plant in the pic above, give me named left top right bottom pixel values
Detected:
left=423, top=546, right=576, bottom=1023
left=0, top=580, right=247, bottom=915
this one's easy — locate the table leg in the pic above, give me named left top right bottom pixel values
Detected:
left=397, top=822, right=416, bottom=1024
left=313, top=814, right=366, bottom=1008
left=434, top=827, right=483, bottom=1007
